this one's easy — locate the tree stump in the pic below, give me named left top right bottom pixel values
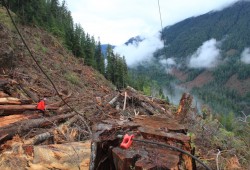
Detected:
left=92, top=115, right=194, bottom=170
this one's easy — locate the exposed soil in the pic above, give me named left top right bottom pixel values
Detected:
left=180, top=71, right=213, bottom=89
left=0, top=22, right=116, bottom=116
left=170, top=68, right=188, bottom=82
left=225, top=74, right=250, bottom=95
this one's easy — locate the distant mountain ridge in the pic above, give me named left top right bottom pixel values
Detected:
left=124, top=36, right=144, bottom=46
left=101, top=44, right=115, bottom=56
left=101, top=36, right=144, bottom=55
left=160, top=0, right=250, bottom=60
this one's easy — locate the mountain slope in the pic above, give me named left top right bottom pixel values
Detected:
left=161, top=0, right=250, bottom=60
left=132, top=0, right=250, bottom=115
left=0, top=7, right=116, bottom=114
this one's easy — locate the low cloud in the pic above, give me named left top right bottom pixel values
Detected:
left=160, top=58, right=176, bottom=66
left=240, top=48, right=250, bottom=64
left=159, top=57, right=176, bottom=73
left=114, top=33, right=163, bottom=66
left=188, top=38, right=221, bottom=68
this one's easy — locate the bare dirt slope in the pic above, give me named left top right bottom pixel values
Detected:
left=0, top=20, right=116, bottom=115
left=180, top=71, right=213, bottom=89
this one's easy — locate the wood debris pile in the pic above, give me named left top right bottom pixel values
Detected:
left=0, top=76, right=92, bottom=169
left=0, top=76, right=196, bottom=170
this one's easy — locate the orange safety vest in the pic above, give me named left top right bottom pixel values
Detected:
left=37, top=100, right=45, bottom=111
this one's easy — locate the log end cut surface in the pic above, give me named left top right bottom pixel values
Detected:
left=94, top=115, right=193, bottom=170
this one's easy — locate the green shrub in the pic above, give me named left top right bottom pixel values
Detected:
left=64, top=72, right=80, bottom=86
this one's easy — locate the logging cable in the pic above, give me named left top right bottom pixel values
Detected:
left=157, top=0, right=164, bottom=33
left=2, top=0, right=92, bottom=134
left=156, top=4, right=210, bottom=169
left=117, top=135, right=212, bottom=170
left=157, top=0, right=168, bottom=59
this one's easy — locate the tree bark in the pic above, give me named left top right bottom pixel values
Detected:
left=0, top=97, right=21, bottom=105
left=0, top=113, right=40, bottom=128
left=0, top=104, right=59, bottom=111
left=0, top=112, right=76, bottom=143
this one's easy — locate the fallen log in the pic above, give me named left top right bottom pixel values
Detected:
left=24, top=132, right=52, bottom=145
left=0, top=104, right=59, bottom=111
left=24, top=114, right=79, bottom=145
left=141, top=102, right=159, bottom=115
left=0, top=112, right=76, bottom=143
left=18, top=83, right=39, bottom=102
left=0, top=113, right=40, bottom=128
left=0, top=97, right=21, bottom=105
left=108, top=93, right=120, bottom=106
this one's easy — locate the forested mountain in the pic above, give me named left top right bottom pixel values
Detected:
left=131, top=0, right=250, bottom=118
left=124, top=36, right=144, bottom=46
left=160, top=0, right=250, bottom=60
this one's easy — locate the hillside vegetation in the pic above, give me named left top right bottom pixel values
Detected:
left=161, top=0, right=250, bottom=59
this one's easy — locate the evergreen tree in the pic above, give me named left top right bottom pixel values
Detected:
left=84, top=34, right=95, bottom=66
left=95, top=41, right=105, bottom=74
left=105, top=45, right=113, bottom=81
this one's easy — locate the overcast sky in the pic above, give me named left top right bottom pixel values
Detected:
left=62, top=0, right=239, bottom=45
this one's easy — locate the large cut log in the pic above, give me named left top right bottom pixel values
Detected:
left=0, top=104, right=59, bottom=111
left=0, top=112, right=76, bottom=143
left=18, top=83, right=39, bottom=102
left=0, top=113, right=40, bottom=128
left=0, top=97, right=21, bottom=105
left=24, top=132, right=52, bottom=145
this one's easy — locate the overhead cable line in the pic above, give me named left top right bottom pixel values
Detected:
left=156, top=1, right=211, bottom=169
left=157, top=0, right=164, bottom=32
left=2, top=0, right=92, bottom=134
left=157, top=0, right=168, bottom=58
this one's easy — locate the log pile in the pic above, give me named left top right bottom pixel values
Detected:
left=0, top=76, right=92, bottom=169
left=0, top=77, right=197, bottom=169
left=0, top=77, right=76, bottom=143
